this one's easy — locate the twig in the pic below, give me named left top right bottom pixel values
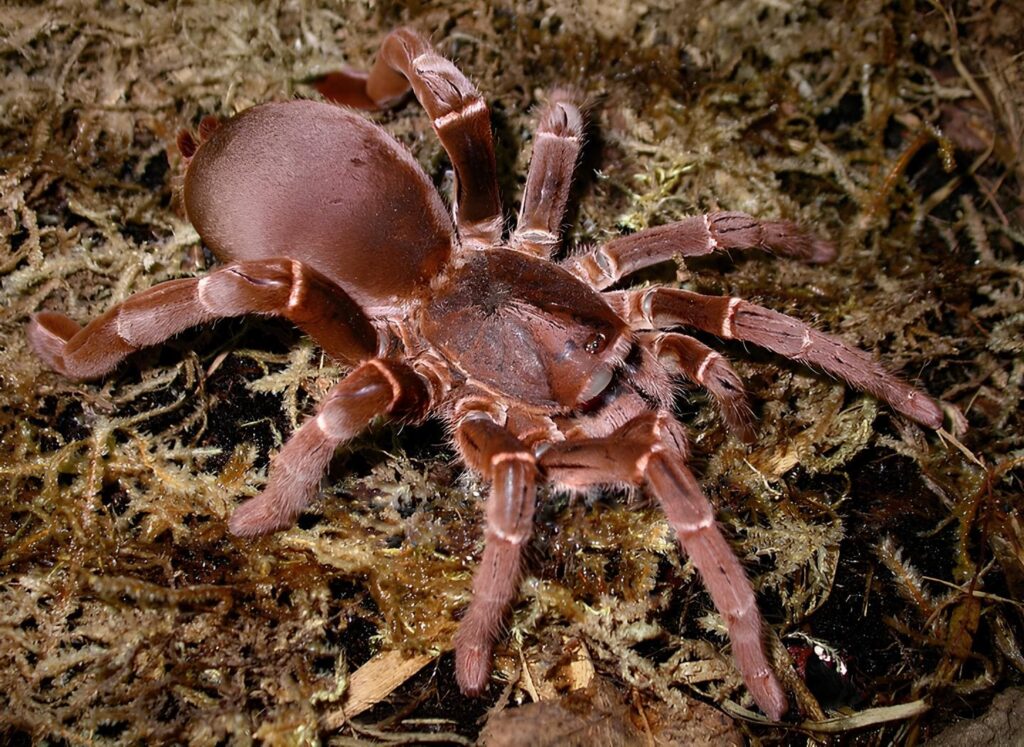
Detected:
left=722, top=699, right=930, bottom=733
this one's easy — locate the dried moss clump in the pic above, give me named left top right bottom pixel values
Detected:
left=1, top=1, right=1022, bottom=744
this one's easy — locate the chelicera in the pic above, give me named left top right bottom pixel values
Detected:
left=28, top=28, right=960, bottom=719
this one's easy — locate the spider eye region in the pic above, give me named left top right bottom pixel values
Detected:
left=584, top=332, right=607, bottom=354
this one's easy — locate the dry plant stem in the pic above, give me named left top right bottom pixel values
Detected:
left=722, top=699, right=930, bottom=732
left=868, top=129, right=934, bottom=222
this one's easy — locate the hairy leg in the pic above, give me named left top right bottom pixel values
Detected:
left=28, top=259, right=380, bottom=380
left=313, top=27, right=502, bottom=245
left=512, top=91, right=586, bottom=258
left=451, top=410, right=538, bottom=695
left=642, top=331, right=756, bottom=441
left=229, top=359, right=429, bottom=536
left=539, top=411, right=788, bottom=720
left=645, top=450, right=787, bottom=720
left=620, top=286, right=949, bottom=429
left=176, top=114, right=223, bottom=160
left=567, top=211, right=835, bottom=289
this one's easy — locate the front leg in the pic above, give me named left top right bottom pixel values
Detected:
left=451, top=410, right=538, bottom=695
left=567, top=212, right=836, bottom=290
left=28, top=259, right=379, bottom=380
left=313, top=28, right=502, bottom=245
left=539, top=411, right=788, bottom=720
left=620, top=287, right=953, bottom=430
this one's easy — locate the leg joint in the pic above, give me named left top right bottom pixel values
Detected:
left=432, top=97, right=488, bottom=130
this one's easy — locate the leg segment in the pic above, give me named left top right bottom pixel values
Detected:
left=538, top=411, right=788, bottom=720
left=624, top=287, right=945, bottom=429
left=512, top=91, right=586, bottom=258
left=567, top=211, right=836, bottom=290
left=645, top=451, right=788, bottom=721
left=28, top=259, right=379, bottom=380
left=176, top=115, right=223, bottom=161
left=229, top=359, right=429, bottom=536
left=643, top=332, right=755, bottom=441
left=313, top=28, right=502, bottom=244
left=452, top=413, right=538, bottom=695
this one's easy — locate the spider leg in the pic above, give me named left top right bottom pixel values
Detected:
left=229, top=359, right=429, bottom=536
left=313, top=28, right=502, bottom=245
left=538, top=411, right=788, bottom=720
left=642, top=331, right=756, bottom=442
left=567, top=211, right=836, bottom=290
left=28, top=258, right=379, bottom=380
left=176, top=115, right=222, bottom=161
left=451, top=411, right=538, bottom=695
left=621, top=286, right=948, bottom=429
left=512, top=91, right=586, bottom=258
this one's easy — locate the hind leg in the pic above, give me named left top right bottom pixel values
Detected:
left=29, top=258, right=379, bottom=380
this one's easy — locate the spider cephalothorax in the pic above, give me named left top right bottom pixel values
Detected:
left=27, top=28, right=959, bottom=720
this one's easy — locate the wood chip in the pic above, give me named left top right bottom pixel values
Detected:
left=323, top=649, right=436, bottom=728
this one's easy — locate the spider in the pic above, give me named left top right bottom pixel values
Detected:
left=27, top=28, right=958, bottom=720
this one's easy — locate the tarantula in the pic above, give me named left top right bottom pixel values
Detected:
left=28, top=28, right=956, bottom=719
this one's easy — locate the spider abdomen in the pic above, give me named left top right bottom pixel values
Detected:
left=183, top=100, right=454, bottom=312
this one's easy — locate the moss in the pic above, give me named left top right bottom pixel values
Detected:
left=1, top=1, right=1022, bottom=743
